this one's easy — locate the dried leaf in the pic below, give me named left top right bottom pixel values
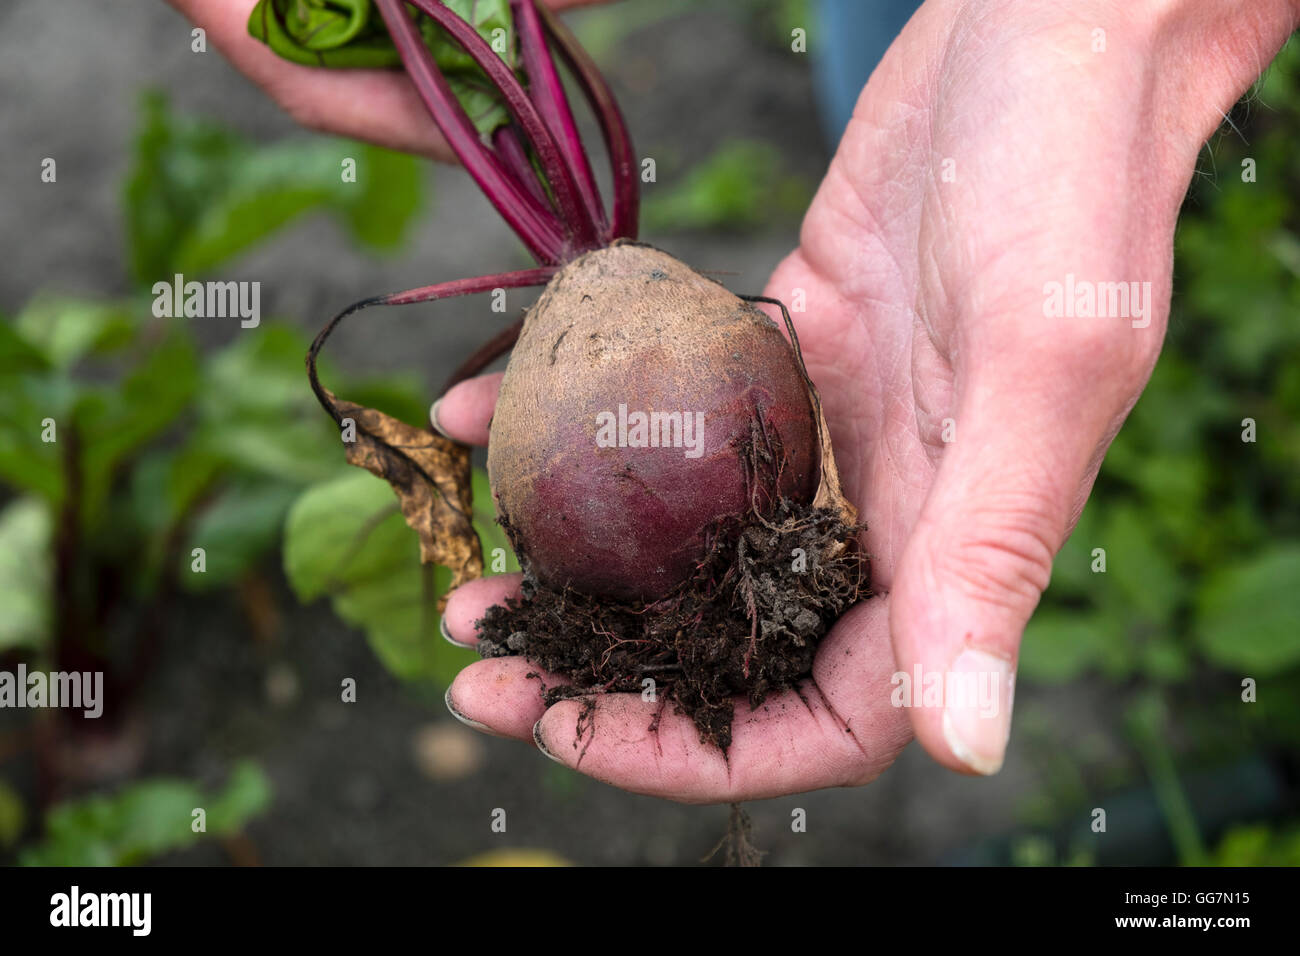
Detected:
left=737, top=292, right=858, bottom=529
left=810, top=386, right=857, bottom=526
left=323, top=389, right=482, bottom=609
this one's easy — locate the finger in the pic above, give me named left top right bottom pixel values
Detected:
left=445, top=656, right=562, bottom=741
left=534, top=686, right=865, bottom=803
left=441, top=572, right=522, bottom=647
left=431, top=373, right=503, bottom=447
left=168, top=0, right=614, bottom=160
left=809, top=596, right=914, bottom=760
left=168, top=0, right=453, bottom=159
left=533, top=598, right=910, bottom=803
left=889, top=338, right=1150, bottom=776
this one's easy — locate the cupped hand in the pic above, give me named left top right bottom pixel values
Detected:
left=423, top=0, right=1297, bottom=801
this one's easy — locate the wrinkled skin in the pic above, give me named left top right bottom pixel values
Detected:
left=176, top=0, right=1300, bottom=800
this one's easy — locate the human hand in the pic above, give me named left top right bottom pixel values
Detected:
left=165, top=0, right=604, bottom=160
left=435, top=0, right=1299, bottom=802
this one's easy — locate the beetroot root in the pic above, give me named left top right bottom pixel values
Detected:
left=488, top=241, right=820, bottom=602
left=482, top=242, right=866, bottom=749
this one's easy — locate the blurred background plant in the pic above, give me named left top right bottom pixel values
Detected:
left=0, top=0, right=1296, bottom=866
left=0, top=92, right=432, bottom=860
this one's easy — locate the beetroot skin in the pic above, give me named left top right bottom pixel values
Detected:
left=487, top=243, right=820, bottom=602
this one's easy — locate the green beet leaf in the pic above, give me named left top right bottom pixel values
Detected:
left=247, top=0, right=518, bottom=135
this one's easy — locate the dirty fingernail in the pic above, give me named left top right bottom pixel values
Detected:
left=439, top=616, right=473, bottom=649
left=941, top=647, right=1015, bottom=775
left=532, top=719, right=564, bottom=765
left=444, top=686, right=493, bottom=734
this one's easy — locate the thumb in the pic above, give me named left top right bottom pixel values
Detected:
left=889, top=366, right=1120, bottom=776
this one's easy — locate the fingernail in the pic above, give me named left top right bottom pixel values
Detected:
left=532, top=719, right=564, bottom=765
left=444, top=686, right=493, bottom=733
left=439, top=615, right=473, bottom=649
left=941, top=647, right=1015, bottom=775
left=430, top=398, right=450, bottom=438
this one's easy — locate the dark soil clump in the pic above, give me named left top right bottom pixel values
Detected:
left=476, top=492, right=866, bottom=750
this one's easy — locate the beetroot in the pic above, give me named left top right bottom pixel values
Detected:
left=489, top=243, right=819, bottom=602
left=282, top=0, right=868, bottom=749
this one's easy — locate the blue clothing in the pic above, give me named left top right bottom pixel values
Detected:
left=812, top=0, right=923, bottom=147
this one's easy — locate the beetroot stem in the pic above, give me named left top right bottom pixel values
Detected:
left=512, top=0, right=606, bottom=235
left=537, top=3, right=639, bottom=240
left=381, top=266, right=558, bottom=305
left=373, top=0, right=566, bottom=263
left=307, top=267, right=557, bottom=424
left=493, top=124, right=551, bottom=208
left=405, top=0, right=600, bottom=255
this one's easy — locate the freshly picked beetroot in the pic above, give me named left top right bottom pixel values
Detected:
left=479, top=244, right=864, bottom=748
left=488, top=242, right=820, bottom=602
left=273, top=0, right=868, bottom=749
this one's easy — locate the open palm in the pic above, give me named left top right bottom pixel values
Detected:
left=441, top=0, right=1300, bottom=801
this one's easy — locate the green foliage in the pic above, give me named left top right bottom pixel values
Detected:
left=283, top=468, right=513, bottom=684
left=1017, top=611, right=1114, bottom=685
left=1210, top=819, right=1300, bottom=866
left=1126, top=693, right=1207, bottom=865
left=125, top=93, right=422, bottom=284
left=191, top=325, right=344, bottom=488
left=0, top=304, right=198, bottom=513
left=83, top=334, right=202, bottom=521
left=0, top=92, right=430, bottom=663
left=0, top=498, right=52, bottom=653
left=417, top=0, right=517, bottom=75
left=1195, top=546, right=1300, bottom=672
left=1009, top=833, right=1094, bottom=868
left=185, top=480, right=304, bottom=591
left=641, top=141, right=813, bottom=234
left=11, top=298, right=137, bottom=370
left=19, top=762, right=271, bottom=866
left=0, top=781, right=24, bottom=851
left=248, top=0, right=389, bottom=66
left=0, top=304, right=343, bottom=609
left=733, top=0, right=813, bottom=50
left=0, top=89, right=451, bottom=866
left=0, top=297, right=174, bottom=510
left=116, top=332, right=349, bottom=599
left=247, top=0, right=518, bottom=134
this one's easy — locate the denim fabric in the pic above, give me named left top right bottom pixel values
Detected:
left=812, top=0, right=924, bottom=147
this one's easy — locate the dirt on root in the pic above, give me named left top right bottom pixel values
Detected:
left=476, top=488, right=866, bottom=751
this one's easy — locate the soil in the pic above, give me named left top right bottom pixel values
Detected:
left=478, top=431, right=866, bottom=750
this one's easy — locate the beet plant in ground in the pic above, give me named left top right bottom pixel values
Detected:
left=0, top=94, right=419, bottom=852
left=253, top=0, right=867, bottom=748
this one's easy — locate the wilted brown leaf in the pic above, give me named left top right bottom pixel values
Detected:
left=322, top=389, right=482, bottom=610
